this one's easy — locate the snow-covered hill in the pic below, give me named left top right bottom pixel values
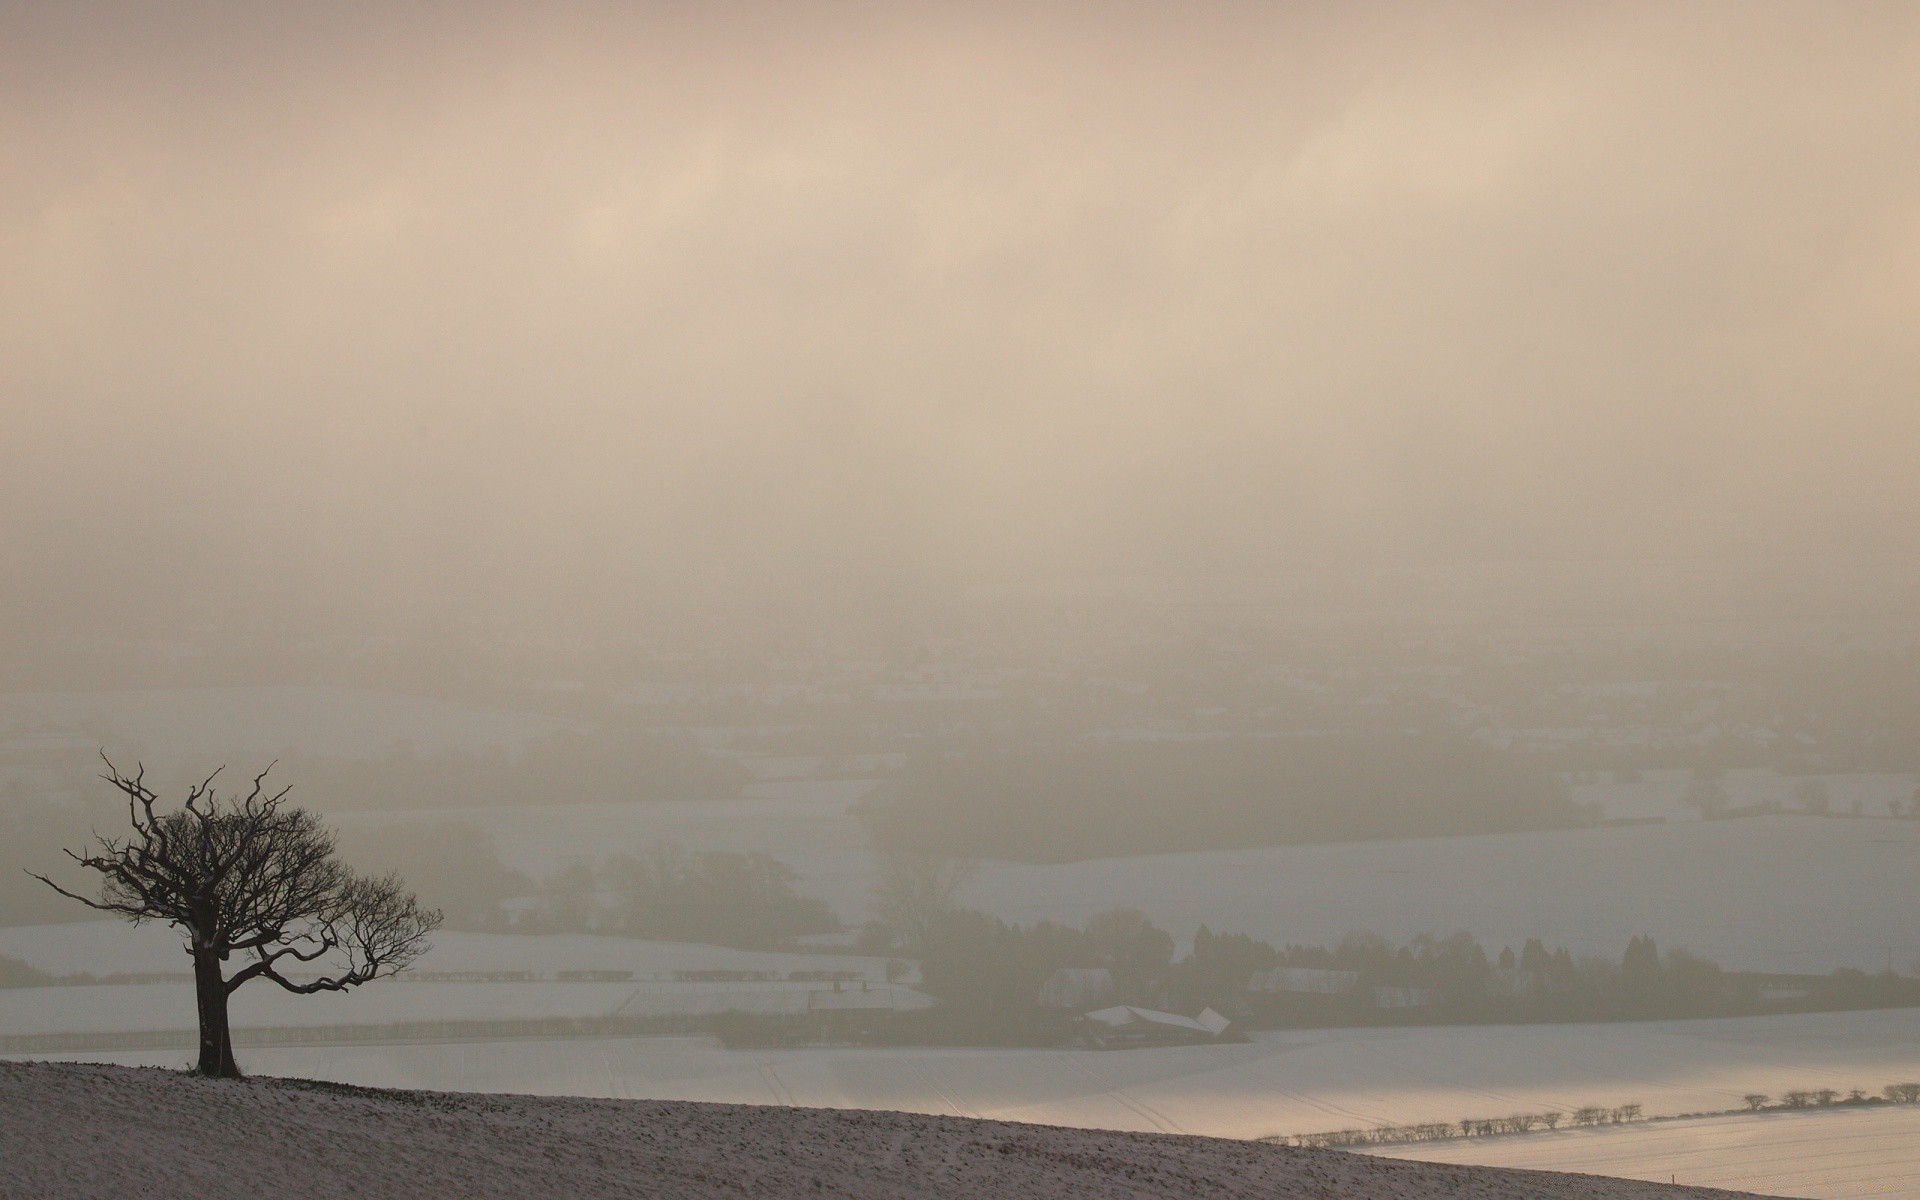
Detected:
left=0, top=1060, right=1771, bottom=1200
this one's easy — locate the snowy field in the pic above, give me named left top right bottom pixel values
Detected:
left=10, top=943, right=1918, bottom=1196
left=0, top=980, right=647, bottom=1036
left=17, top=1008, right=1919, bottom=1144
left=0, top=924, right=913, bottom=1037
left=20, top=1012, right=1919, bottom=1195
left=1367, top=1106, right=1920, bottom=1200
left=0, top=979, right=931, bottom=1037
left=2, top=1061, right=1753, bottom=1200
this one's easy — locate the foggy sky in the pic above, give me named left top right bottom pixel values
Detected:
left=4, top=2, right=1918, bottom=638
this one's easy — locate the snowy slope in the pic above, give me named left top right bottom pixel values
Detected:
left=0, top=1060, right=1774, bottom=1200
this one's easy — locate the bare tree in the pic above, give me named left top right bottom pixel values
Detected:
left=870, top=852, right=977, bottom=955
left=1742, top=1093, right=1770, bottom=1111
left=32, top=759, right=440, bottom=1078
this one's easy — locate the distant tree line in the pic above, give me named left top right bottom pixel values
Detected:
left=517, top=845, right=838, bottom=949
left=1279, top=1083, right=1920, bottom=1151
left=1280, top=1104, right=1641, bottom=1149
left=1185, top=928, right=1920, bottom=1027
left=1752, top=1084, right=1920, bottom=1109
left=919, top=906, right=1173, bottom=1017
left=859, top=736, right=1579, bottom=863
left=0, top=954, right=55, bottom=988
left=879, top=903, right=1920, bottom=1044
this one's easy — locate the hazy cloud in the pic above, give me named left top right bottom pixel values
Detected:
left=4, top=1, right=1917, bottom=635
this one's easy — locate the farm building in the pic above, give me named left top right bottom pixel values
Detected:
left=1080, top=1005, right=1233, bottom=1049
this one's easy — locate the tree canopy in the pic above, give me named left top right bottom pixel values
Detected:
left=33, top=759, right=439, bottom=1077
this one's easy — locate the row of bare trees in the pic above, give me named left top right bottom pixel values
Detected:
left=1745, top=1083, right=1920, bottom=1110
left=1275, top=1104, right=1643, bottom=1149
left=1285, top=1085, right=1920, bottom=1149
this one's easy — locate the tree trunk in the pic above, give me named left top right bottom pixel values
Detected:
left=191, top=945, right=239, bottom=1078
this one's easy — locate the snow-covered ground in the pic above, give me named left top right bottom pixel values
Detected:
left=0, top=1061, right=1760, bottom=1200
left=0, top=980, right=644, bottom=1036
left=16, top=1009, right=1918, bottom=1145
left=0, top=979, right=930, bottom=1036
left=0, top=923, right=918, bottom=1037
left=1367, top=1106, right=1920, bottom=1200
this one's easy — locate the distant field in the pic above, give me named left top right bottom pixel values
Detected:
left=0, top=923, right=916, bottom=1044
left=0, top=922, right=900, bottom=985
left=2, top=1060, right=1747, bottom=1200
left=15, top=1008, right=1919, bottom=1143
left=1366, top=1106, right=1920, bottom=1200
left=966, top=815, right=1920, bottom=974
left=338, top=799, right=1920, bottom=975
left=12, top=941, right=1916, bottom=1197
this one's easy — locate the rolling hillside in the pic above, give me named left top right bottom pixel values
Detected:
left=0, top=1060, right=1772, bottom=1200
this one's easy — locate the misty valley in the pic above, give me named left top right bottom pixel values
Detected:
left=4, top=605, right=1919, bottom=1197
left=7, top=4, right=1920, bottom=1194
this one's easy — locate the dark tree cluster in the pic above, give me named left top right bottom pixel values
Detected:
left=0, top=954, right=56, bottom=988
left=921, top=907, right=1173, bottom=1009
left=894, top=909, right=1920, bottom=1046
left=518, top=845, right=837, bottom=949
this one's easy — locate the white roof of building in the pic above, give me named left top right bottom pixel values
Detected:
left=1084, top=1005, right=1231, bottom=1036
